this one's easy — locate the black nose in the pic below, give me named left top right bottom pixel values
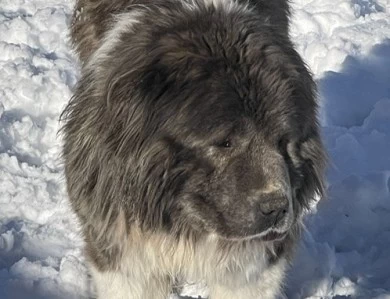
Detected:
left=257, top=194, right=289, bottom=226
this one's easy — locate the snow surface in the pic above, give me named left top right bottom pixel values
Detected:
left=0, top=0, right=389, bottom=298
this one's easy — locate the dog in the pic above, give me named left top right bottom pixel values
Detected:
left=61, top=0, right=326, bottom=298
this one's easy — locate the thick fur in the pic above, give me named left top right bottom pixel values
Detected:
left=62, top=0, right=326, bottom=298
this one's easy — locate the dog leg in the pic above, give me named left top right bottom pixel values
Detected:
left=208, top=258, right=287, bottom=299
left=90, top=263, right=172, bottom=299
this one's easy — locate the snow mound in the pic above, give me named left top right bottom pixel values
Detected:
left=0, top=1, right=87, bottom=298
left=290, top=0, right=390, bottom=76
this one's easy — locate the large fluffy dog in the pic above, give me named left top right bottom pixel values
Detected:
left=62, top=0, right=326, bottom=298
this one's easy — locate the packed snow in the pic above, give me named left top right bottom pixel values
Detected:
left=0, top=0, right=389, bottom=298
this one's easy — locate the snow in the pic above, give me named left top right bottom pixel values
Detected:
left=0, top=0, right=389, bottom=298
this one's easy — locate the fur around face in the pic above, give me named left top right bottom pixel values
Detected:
left=62, top=0, right=326, bottom=298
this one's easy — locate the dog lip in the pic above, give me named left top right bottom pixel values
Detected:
left=259, top=231, right=287, bottom=242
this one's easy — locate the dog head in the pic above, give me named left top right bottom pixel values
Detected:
left=84, top=4, right=326, bottom=242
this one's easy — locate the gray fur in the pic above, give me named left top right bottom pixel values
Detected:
left=62, top=0, right=326, bottom=298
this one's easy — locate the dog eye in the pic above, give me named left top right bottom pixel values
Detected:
left=278, top=137, right=289, bottom=156
left=218, top=140, right=232, bottom=148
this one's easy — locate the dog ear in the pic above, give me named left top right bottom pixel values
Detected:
left=100, top=62, right=195, bottom=230
left=297, top=129, right=327, bottom=209
left=288, top=64, right=327, bottom=209
left=245, top=0, right=290, bottom=35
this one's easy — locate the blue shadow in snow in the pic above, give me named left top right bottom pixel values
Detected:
left=321, top=40, right=390, bottom=128
left=286, top=40, right=390, bottom=299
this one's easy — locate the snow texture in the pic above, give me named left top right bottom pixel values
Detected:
left=0, top=0, right=389, bottom=298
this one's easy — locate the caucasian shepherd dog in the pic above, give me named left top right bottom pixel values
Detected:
left=61, top=0, right=326, bottom=298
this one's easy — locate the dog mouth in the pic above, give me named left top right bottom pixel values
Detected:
left=215, top=214, right=294, bottom=242
left=259, top=230, right=288, bottom=242
left=217, top=229, right=289, bottom=242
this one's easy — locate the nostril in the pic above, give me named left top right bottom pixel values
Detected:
left=258, top=200, right=288, bottom=215
left=275, top=208, right=288, bottom=222
left=257, top=195, right=289, bottom=224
